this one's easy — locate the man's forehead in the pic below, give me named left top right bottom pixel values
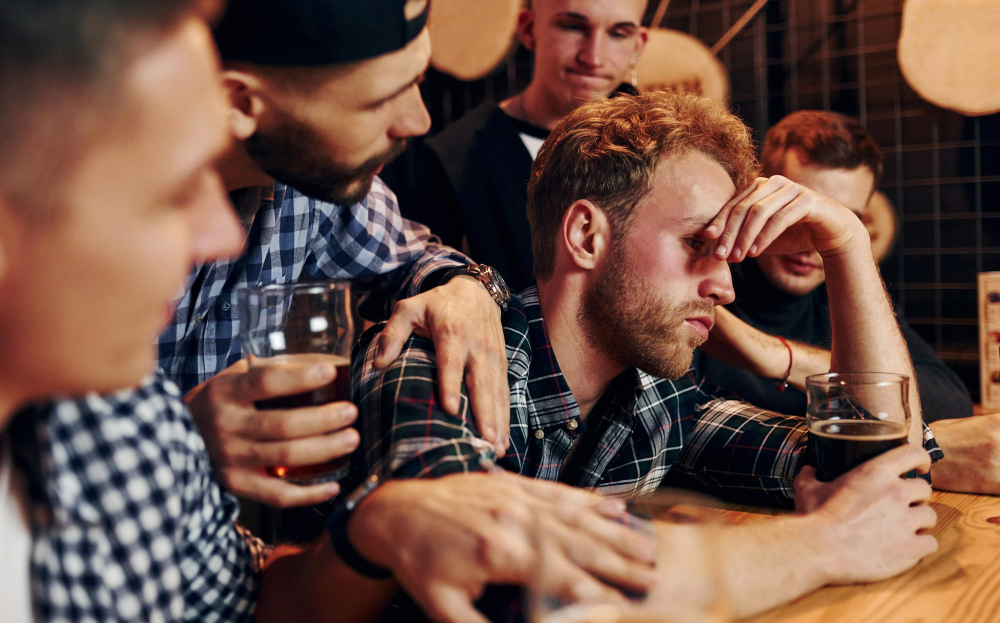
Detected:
left=781, top=150, right=874, bottom=214
left=643, top=151, right=737, bottom=227
left=348, top=27, right=430, bottom=88
left=536, top=0, right=646, bottom=24
left=118, top=20, right=227, bottom=192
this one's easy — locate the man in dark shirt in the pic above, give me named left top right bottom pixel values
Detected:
left=696, top=110, right=1000, bottom=494
left=273, top=91, right=941, bottom=622
left=405, top=0, right=648, bottom=291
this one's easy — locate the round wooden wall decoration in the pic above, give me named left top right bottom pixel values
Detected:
left=635, top=28, right=729, bottom=104
left=865, top=190, right=899, bottom=263
left=898, top=0, right=1000, bottom=116
left=428, top=0, right=520, bottom=81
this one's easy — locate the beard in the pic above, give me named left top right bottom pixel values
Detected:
left=244, top=107, right=407, bottom=206
left=580, top=240, right=715, bottom=380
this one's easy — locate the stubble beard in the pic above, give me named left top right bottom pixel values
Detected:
left=580, top=241, right=713, bottom=380
left=243, top=106, right=406, bottom=206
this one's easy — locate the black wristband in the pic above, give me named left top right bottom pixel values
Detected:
left=327, top=475, right=393, bottom=579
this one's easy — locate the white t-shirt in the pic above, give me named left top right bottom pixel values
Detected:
left=0, top=436, right=35, bottom=622
left=518, top=132, right=546, bottom=160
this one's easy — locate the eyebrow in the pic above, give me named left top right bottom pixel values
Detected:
left=677, top=215, right=715, bottom=231
left=554, top=12, right=638, bottom=29
left=376, top=65, right=428, bottom=106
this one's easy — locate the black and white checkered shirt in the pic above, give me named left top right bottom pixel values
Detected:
left=353, top=286, right=942, bottom=505
left=12, top=178, right=474, bottom=621
left=13, top=375, right=266, bottom=622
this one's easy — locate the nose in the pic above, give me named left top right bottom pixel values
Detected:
left=388, top=85, right=431, bottom=140
left=576, top=32, right=606, bottom=69
left=697, top=256, right=735, bottom=305
left=188, top=170, right=243, bottom=266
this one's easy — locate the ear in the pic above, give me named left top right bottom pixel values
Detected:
left=0, top=197, right=20, bottom=283
left=560, top=200, right=612, bottom=272
left=220, top=68, right=268, bottom=141
left=516, top=8, right=536, bottom=51
left=635, top=26, right=649, bottom=57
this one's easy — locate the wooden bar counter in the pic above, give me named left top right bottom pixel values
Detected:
left=706, top=407, right=1000, bottom=621
left=717, top=489, right=1000, bottom=621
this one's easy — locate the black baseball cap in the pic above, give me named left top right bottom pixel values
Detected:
left=214, top=0, right=429, bottom=66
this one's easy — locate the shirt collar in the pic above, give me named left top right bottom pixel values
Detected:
left=517, top=285, right=645, bottom=427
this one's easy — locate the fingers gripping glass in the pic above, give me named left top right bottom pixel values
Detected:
left=238, top=282, right=355, bottom=485
left=806, top=372, right=911, bottom=482
left=527, top=489, right=731, bottom=623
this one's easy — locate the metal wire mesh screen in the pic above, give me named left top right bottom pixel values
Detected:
left=382, top=0, right=1000, bottom=400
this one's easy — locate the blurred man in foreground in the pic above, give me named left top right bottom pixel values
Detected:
left=0, top=1, right=244, bottom=618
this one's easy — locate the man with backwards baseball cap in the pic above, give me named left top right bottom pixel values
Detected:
left=176, top=0, right=516, bottom=509
left=18, top=0, right=656, bottom=621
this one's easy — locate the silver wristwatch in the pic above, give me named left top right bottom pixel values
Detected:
left=439, top=263, right=511, bottom=313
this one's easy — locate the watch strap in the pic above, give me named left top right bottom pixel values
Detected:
left=430, top=264, right=510, bottom=313
left=327, top=474, right=393, bottom=579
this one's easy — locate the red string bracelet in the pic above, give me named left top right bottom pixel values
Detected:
left=775, top=336, right=792, bottom=392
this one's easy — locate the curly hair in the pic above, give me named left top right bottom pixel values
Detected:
left=526, top=90, right=760, bottom=279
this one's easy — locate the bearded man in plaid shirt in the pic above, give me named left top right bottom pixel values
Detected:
left=293, top=90, right=944, bottom=621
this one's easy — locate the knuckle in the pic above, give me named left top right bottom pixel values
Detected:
left=266, top=416, right=293, bottom=438
left=272, top=446, right=293, bottom=466
left=249, top=371, right=273, bottom=397
left=921, top=505, right=938, bottom=526
left=215, top=443, right=239, bottom=465
left=477, top=533, right=512, bottom=570
left=203, top=377, right=228, bottom=403
left=391, top=298, right=413, bottom=316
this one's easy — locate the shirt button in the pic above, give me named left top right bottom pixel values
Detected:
left=195, top=314, right=204, bottom=325
left=566, top=420, right=579, bottom=431
left=534, top=429, right=545, bottom=440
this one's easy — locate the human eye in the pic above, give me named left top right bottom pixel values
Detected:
left=684, top=237, right=707, bottom=253
left=557, top=20, right=587, bottom=33
left=610, top=27, right=633, bottom=39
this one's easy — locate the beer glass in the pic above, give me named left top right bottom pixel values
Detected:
left=527, top=489, right=731, bottom=623
left=238, top=281, right=355, bottom=485
left=806, top=372, right=911, bottom=482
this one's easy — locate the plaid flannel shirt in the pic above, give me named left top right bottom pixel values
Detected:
left=157, top=177, right=469, bottom=394
left=12, top=374, right=267, bottom=623
left=354, top=286, right=942, bottom=505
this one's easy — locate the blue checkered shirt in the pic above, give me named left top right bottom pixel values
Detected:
left=12, top=374, right=267, bottom=623
left=157, top=177, right=469, bottom=394
left=353, top=286, right=942, bottom=505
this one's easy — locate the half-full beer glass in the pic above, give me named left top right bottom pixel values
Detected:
left=806, top=372, right=911, bottom=482
left=239, top=281, right=354, bottom=485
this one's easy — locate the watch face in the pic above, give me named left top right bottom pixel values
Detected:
left=484, top=265, right=510, bottom=299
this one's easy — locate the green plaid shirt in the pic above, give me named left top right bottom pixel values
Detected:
left=352, top=286, right=942, bottom=505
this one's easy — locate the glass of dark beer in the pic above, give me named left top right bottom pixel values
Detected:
left=238, top=281, right=354, bottom=485
left=806, top=372, right=910, bottom=482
